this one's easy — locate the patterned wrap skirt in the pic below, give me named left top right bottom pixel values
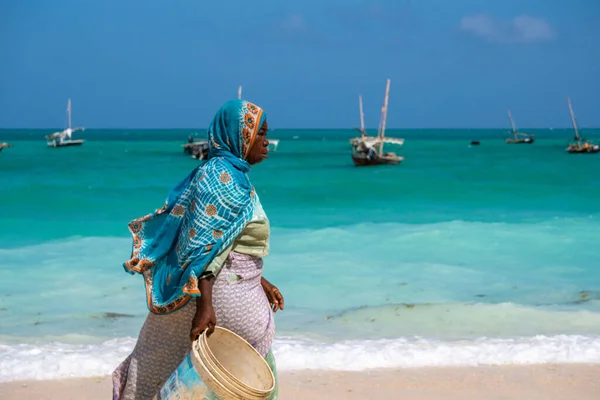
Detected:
left=112, top=252, right=278, bottom=400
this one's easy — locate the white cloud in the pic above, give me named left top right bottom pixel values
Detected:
left=512, top=15, right=555, bottom=43
left=460, top=14, right=555, bottom=44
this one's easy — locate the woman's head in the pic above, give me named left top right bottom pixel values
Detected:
left=207, top=99, right=269, bottom=166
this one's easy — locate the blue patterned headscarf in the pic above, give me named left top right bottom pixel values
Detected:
left=123, top=99, right=267, bottom=314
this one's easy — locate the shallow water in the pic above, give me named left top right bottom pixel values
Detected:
left=1, top=128, right=600, bottom=380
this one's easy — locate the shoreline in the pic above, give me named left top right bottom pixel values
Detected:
left=1, top=364, right=599, bottom=400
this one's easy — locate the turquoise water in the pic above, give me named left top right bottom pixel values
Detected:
left=1, top=128, right=600, bottom=379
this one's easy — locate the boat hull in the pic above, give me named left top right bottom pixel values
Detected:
left=183, top=142, right=209, bottom=159
left=47, top=140, right=85, bottom=148
left=505, top=138, right=535, bottom=144
left=566, top=145, right=600, bottom=154
left=351, top=153, right=404, bottom=166
left=183, top=142, right=208, bottom=155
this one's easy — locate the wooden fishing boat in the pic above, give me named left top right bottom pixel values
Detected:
left=46, top=99, right=85, bottom=147
left=351, top=137, right=405, bottom=166
left=351, top=79, right=404, bottom=166
left=565, top=97, right=599, bottom=154
left=505, top=110, right=534, bottom=144
left=182, top=134, right=209, bottom=160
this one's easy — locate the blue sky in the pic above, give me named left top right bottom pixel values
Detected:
left=1, top=0, right=599, bottom=129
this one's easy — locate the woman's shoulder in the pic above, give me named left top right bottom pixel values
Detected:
left=197, top=158, right=238, bottom=182
left=194, top=158, right=251, bottom=196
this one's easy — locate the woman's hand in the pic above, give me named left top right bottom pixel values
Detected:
left=190, top=278, right=216, bottom=342
left=261, top=277, right=284, bottom=312
left=190, top=300, right=216, bottom=342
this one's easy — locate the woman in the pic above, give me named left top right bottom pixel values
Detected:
left=113, top=99, right=284, bottom=400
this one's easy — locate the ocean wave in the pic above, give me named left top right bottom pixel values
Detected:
left=1, top=334, right=600, bottom=381
left=307, top=301, right=600, bottom=339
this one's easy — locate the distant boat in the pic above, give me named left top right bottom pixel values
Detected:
left=565, top=96, right=599, bottom=154
left=182, top=133, right=209, bottom=160
left=267, top=139, right=279, bottom=152
left=351, top=79, right=405, bottom=166
left=0, top=142, right=13, bottom=153
left=46, top=99, right=85, bottom=148
left=505, top=110, right=534, bottom=144
left=470, top=140, right=480, bottom=146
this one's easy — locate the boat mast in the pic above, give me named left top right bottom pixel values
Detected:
left=67, top=98, right=72, bottom=130
left=359, top=95, right=365, bottom=137
left=378, top=78, right=391, bottom=156
left=567, top=96, right=580, bottom=144
left=238, top=85, right=243, bottom=100
left=507, top=109, right=517, bottom=140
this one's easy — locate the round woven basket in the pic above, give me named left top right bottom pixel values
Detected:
left=193, top=326, right=274, bottom=399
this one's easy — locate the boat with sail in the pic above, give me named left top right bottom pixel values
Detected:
left=351, top=79, right=405, bottom=166
left=46, top=99, right=85, bottom=148
left=565, top=96, right=599, bottom=154
left=505, top=110, right=534, bottom=144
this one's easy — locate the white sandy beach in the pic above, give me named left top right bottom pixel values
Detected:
left=1, top=364, right=599, bottom=400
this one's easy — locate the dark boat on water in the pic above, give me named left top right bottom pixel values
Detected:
left=565, top=96, right=599, bottom=154
left=351, top=79, right=405, bottom=166
left=505, top=109, right=535, bottom=144
left=182, top=134, right=209, bottom=160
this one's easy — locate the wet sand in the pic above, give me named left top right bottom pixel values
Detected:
left=1, top=364, right=598, bottom=400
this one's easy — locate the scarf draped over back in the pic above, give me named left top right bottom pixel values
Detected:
left=123, top=100, right=266, bottom=314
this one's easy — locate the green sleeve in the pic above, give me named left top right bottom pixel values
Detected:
left=199, top=242, right=234, bottom=280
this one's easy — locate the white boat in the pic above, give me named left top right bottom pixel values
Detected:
left=46, top=99, right=85, bottom=147
left=267, top=139, right=279, bottom=152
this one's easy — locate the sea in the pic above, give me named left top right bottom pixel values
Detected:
left=1, top=128, right=600, bottom=382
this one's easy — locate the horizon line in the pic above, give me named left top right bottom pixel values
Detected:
left=0, top=126, right=591, bottom=131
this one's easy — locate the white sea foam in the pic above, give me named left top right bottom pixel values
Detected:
left=1, top=335, right=600, bottom=382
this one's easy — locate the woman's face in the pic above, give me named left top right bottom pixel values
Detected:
left=246, top=120, right=269, bottom=165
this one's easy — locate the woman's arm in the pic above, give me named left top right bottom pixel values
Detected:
left=189, top=277, right=217, bottom=342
